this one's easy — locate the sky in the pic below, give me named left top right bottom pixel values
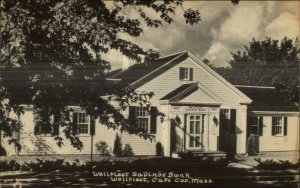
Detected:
left=102, top=1, right=299, bottom=70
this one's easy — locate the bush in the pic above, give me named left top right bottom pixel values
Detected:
left=24, top=158, right=65, bottom=172
left=123, top=144, right=134, bottom=157
left=95, top=141, right=110, bottom=156
left=255, top=158, right=299, bottom=170
left=156, top=142, right=164, bottom=156
left=113, top=134, right=122, bottom=157
left=0, top=146, right=7, bottom=156
left=247, top=134, right=258, bottom=156
left=0, top=160, right=21, bottom=171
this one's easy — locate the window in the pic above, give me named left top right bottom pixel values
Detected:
left=220, top=109, right=229, bottom=119
left=248, top=116, right=263, bottom=136
left=179, top=67, right=193, bottom=81
left=136, top=106, right=149, bottom=132
left=272, top=116, right=287, bottom=136
left=129, top=106, right=157, bottom=134
left=73, top=112, right=89, bottom=135
left=34, top=113, right=52, bottom=135
left=220, top=109, right=236, bottom=134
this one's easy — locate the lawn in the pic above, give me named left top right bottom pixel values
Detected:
left=0, top=156, right=299, bottom=188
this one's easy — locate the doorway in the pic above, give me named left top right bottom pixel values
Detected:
left=186, top=114, right=205, bottom=150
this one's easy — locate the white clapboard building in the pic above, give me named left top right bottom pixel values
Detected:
left=2, top=51, right=299, bottom=156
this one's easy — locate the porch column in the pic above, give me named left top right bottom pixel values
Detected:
left=236, top=105, right=247, bottom=154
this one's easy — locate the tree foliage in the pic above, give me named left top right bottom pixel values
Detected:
left=113, top=134, right=122, bottom=157
left=230, top=37, right=299, bottom=68
left=0, top=0, right=238, bottom=151
left=216, top=37, right=300, bottom=104
left=122, top=143, right=134, bottom=157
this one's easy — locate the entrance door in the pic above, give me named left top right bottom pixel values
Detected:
left=186, top=115, right=205, bottom=150
left=218, top=109, right=237, bottom=153
left=247, top=116, right=262, bottom=154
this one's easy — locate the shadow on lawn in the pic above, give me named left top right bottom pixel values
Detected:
left=1, top=157, right=299, bottom=187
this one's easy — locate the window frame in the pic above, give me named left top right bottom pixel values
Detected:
left=248, top=116, right=264, bottom=136
left=135, top=106, right=151, bottom=133
left=272, top=116, right=284, bottom=137
left=180, top=67, right=193, bottom=81
left=183, top=67, right=190, bottom=80
left=33, top=113, right=53, bottom=136
left=73, top=111, right=90, bottom=135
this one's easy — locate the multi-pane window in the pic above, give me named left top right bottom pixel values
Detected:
left=129, top=106, right=157, bottom=134
left=34, top=113, right=52, bottom=135
left=272, top=116, right=284, bottom=136
left=220, top=109, right=229, bottom=119
left=249, top=116, right=259, bottom=135
left=183, top=68, right=189, bottom=80
left=248, top=116, right=263, bottom=136
left=73, top=112, right=89, bottom=135
left=179, top=67, right=193, bottom=81
left=188, top=115, right=204, bottom=148
left=136, top=106, right=149, bottom=132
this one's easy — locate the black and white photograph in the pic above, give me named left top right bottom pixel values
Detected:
left=0, top=0, right=299, bottom=187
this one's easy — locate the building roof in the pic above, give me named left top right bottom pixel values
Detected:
left=108, top=51, right=188, bottom=86
left=235, top=86, right=299, bottom=112
left=108, top=51, right=252, bottom=104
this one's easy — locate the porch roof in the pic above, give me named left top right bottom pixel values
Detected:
left=235, top=85, right=299, bottom=112
left=160, top=82, right=223, bottom=105
left=160, top=83, right=197, bottom=101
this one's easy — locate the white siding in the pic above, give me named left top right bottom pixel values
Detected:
left=137, top=57, right=244, bottom=106
left=135, top=57, right=248, bottom=154
left=259, top=115, right=299, bottom=151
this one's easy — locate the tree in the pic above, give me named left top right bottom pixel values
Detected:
left=215, top=37, right=300, bottom=104
left=113, top=134, right=122, bottom=157
left=0, top=0, right=238, bottom=151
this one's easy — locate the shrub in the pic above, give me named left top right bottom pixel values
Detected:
left=113, top=134, right=123, bottom=157
left=0, top=160, right=21, bottom=171
left=24, top=158, right=65, bottom=172
left=247, top=134, right=258, bottom=156
left=123, top=144, right=134, bottom=157
left=0, top=146, right=7, bottom=156
left=156, top=142, right=164, bottom=156
left=255, top=158, right=299, bottom=170
left=95, top=141, right=110, bottom=156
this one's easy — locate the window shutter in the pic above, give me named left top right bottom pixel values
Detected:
left=259, top=116, right=263, bottom=136
left=128, top=106, right=136, bottom=134
left=271, top=118, right=275, bottom=136
left=179, top=67, right=184, bottom=80
left=150, top=107, right=157, bottom=134
left=230, top=109, right=236, bottom=134
left=53, top=113, right=60, bottom=135
left=65, top=111, right=70, bottom=121
left=90, top=115, right=96, bottom=136
left=189, top=68, right=193, bottom=81
left=284, top=117, right=287, bottom=136
left=72, top=113, right=78, bottom=135
left=246, top=116, right=250, bottom=137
